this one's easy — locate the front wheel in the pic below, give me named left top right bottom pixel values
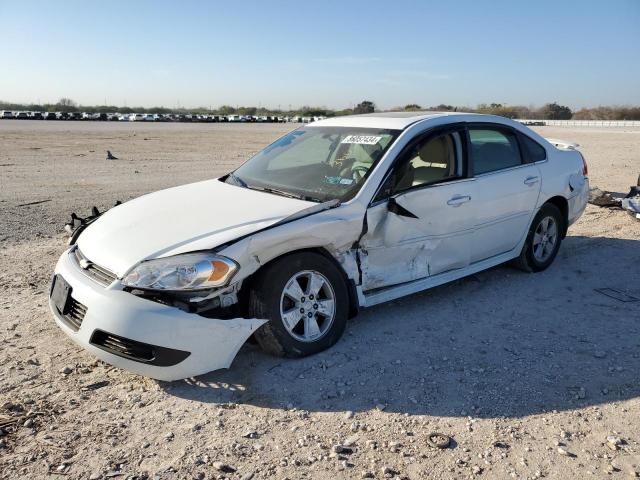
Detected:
left=514, top=203, right=564, bottom=272
left=248, top=252, right=349, bottom=357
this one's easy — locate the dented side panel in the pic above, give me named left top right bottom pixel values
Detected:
left=360, top=182, right=475, bottom=291
left=218, top=202, right=366, bottom=287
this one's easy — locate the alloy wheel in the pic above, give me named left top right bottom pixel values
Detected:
left=532, top=216, right=558, bottom=262
left=279, top=270, right=336, bottom=342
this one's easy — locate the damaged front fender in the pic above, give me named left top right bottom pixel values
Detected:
left=217, top=201, right=367, bottom=295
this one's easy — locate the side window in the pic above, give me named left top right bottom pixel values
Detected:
left=389, top=132, right=460, bottom=194
left=469, top=128, right=522, bottom=175
left=518, top=133, right=547, bottom=163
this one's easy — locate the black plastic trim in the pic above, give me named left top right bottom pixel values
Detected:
left=387, top=197, right=419, bottom=218
left=89, top=329, right=191, bottom=367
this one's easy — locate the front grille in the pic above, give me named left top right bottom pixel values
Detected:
left=60, top=297, right=87, bottom=332
left=72, top=248, right=117, bottom=287
left=90, top=330, right=191, bottom=366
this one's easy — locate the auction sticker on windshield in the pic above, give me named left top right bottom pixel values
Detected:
left=341, top=135, right=382, bottom=145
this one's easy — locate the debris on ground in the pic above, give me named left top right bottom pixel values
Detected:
left=588, top=188, right=621, bottom=209
left=590, top=175, right=640, bottom=221
left=426, top=432, right=451, bottom=449
left=80, top=380, right=110, bottom=391
left=16, top=199, right=52, bottom=208
left=621, top=185, right=640, bottom=220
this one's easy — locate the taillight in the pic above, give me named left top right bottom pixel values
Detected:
left=579, top=152, right=588, bottom=176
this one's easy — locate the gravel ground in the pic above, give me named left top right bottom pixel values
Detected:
left=0, top=120, right=639, bottom=479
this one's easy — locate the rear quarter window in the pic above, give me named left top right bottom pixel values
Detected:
left=518, top=133, right=547, bottom=163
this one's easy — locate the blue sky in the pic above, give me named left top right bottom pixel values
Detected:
left=1, top=0, right=638, bottom=109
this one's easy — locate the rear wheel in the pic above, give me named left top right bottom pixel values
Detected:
left=514, top=203, right=564, bottom=272
left=248, top=252, right=349, bottom=357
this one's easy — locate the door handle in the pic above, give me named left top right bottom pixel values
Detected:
left=447, top=195, right=471, bottom=207
left=524, top=176, right=539, bottom=186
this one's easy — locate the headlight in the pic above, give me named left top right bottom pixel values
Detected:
left=121, top=253, right=238, bottom=291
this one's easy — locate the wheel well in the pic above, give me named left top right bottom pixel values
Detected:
left=239, top=247, right=360, bottom=319
left=543, top=196, right=569, bottom=238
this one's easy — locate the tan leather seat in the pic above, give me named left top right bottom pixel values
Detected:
left=411, top=135, right=454, bottom=185
left=395, top=134, right=455, bottom=191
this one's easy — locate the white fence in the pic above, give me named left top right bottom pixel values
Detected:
left=518, top=119, right=640, bottom=127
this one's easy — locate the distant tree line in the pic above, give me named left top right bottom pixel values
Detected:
left=418, top=102, right=576, bottom=120
left=1, top=98, right=639, bottom=120
left=572, top=105, right=640, bottom=121
left=398, top=102, right=640, bottom=120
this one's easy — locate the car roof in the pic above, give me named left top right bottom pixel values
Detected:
left=308, top=111, right=474, bottom=130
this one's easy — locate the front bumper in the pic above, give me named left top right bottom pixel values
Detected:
left=49, top=248, right=266, bottom=381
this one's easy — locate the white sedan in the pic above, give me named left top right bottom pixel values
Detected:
left=50, top=112, right=589, bottom=380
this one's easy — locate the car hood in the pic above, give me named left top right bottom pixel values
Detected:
left=77, top=179, right=313, bottom=277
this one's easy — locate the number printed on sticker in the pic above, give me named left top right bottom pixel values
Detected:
left=341, top=135, right=382, bottom=145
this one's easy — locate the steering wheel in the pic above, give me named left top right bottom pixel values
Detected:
left=351, top=165, right=369, bottom=181
left=337, top=157, right=356, bottom=177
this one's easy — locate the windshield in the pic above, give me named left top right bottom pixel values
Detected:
left=228, top=126, right=400, bottom=202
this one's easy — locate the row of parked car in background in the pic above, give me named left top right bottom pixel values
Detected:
left=0, top=110, right=324, bottom=123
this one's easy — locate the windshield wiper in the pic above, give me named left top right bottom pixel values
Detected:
left=248, top=185, right=322, bottom=202
left=227, top=172, right=247, bottom=187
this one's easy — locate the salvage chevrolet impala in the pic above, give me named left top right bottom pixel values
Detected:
left=50, top=112, right=589, bottom=380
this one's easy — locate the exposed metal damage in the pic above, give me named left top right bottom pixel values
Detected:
left=219, top=202, right=366, bottom=290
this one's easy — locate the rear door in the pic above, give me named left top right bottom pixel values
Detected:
left=465, top=125, right=542, bottom=262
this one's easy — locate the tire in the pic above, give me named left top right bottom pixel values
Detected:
left=513, top=203, right=564, bottom=272
left=248, top=252, right=349, bottom=357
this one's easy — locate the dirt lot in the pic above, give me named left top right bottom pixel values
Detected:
left=1, top=120, right=639, bottom=480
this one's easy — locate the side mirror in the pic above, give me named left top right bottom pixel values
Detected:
left=387, top=196, right=418, bottom=219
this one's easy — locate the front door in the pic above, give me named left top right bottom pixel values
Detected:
left=360, top=127, right=475, bottom=291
